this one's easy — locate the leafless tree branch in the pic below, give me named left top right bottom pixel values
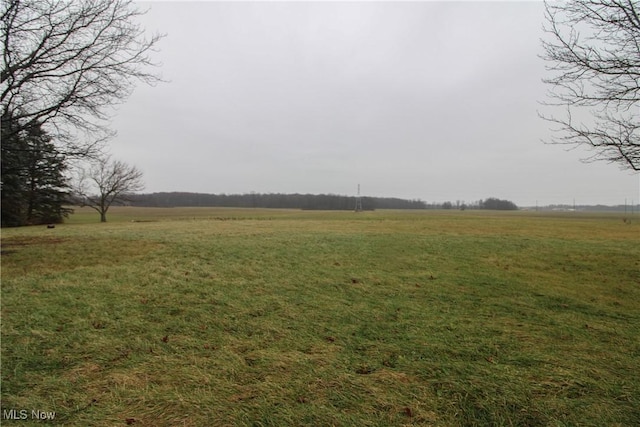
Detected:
left=540, top=0, right=639, bottom=171
left=1, top=0, right=164, bottom=155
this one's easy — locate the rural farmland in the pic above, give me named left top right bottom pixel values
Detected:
left=1, top=207, right=639, bottom=426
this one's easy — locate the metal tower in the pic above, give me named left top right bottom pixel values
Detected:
left=354, top=184, right=363, bottom=212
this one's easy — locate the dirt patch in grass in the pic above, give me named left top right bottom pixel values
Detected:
left=1, top=236, right=69, bottom=254
left=1, top=236, right=162, bottom=277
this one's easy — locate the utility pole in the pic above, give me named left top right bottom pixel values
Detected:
left=355, top=184, right=363, bottom=212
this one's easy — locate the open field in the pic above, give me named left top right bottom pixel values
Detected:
left=2, top=207, right=639, bottom=426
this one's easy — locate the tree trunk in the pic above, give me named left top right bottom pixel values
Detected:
left=100, top=211, right=107, bottom=222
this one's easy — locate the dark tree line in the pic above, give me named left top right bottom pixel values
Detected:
left=128, top=192, right=519, bottom=211
left=478, top=198, right=519, bottom=211
left=128, top=192, right=429, bottom=211
left=439, top=198, right=518, bottom=211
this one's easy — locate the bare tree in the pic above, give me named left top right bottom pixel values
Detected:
left=540, top=0, right=640, bottom=171
left=74, top=155, right=144, bottom=222
left=1, top=0, right=163, bottom=156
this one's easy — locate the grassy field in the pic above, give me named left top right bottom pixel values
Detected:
left=1, top=207, right=639, bottom=426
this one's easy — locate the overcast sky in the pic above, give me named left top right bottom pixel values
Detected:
left=109, top=0, right=640, bottom=206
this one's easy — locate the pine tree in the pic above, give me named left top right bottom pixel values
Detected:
left=1, top=113, right=72, bottom=226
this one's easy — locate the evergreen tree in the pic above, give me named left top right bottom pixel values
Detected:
left=1, top=114, right=25, bottom=226
left=1, top=113, right=72, bottom=226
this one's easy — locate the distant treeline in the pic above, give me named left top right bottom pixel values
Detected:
left=128, top=192, right=520, bottom=211
left=477, top=198, right=519, bottom=211
left=436, top=198, right=518, bottom=211
left=129, top=192, right=426, bottom=210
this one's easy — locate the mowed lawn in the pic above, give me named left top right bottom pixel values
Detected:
left=1, top=207, right=639, bottom=426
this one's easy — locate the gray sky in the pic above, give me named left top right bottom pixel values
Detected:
left=110, top=0, right=640, bottom=206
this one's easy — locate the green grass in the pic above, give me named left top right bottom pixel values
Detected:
left=2, top=207, right=639, bottom=426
